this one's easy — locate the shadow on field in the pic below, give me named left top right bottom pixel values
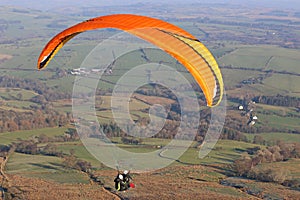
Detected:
left=104, top=186, right=130, bottom=200
left=29, top=163, right=60, bottom=170
left=49, top=162, right=65, bottom=168
left=158, top=151, right=198, bottom=166
left=187, top=177, right=208, bottom=182
left=210, top=156, right=234, bottom=163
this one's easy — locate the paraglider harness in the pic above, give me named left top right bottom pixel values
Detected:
left=114, top=170, right=134, bottom=191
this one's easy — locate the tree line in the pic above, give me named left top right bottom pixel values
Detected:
left=0, top=76, right=71, bottom=101
left=0, top=109, right=71, bottom=132
left=232, top=141, right=300, bottom=188
left=253, top=95, right=300, bottom=107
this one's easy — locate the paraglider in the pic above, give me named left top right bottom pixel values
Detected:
left=37, top=14, right=224, bottom=107
left=114, top=174, right=125, bottom=191
left=114, top=170, right=134, bottom=191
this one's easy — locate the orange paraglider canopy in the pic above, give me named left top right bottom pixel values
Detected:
left=37, top=14, right=223, bottom=107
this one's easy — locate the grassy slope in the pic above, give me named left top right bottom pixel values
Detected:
left=5, top=152, right=90, bottom=184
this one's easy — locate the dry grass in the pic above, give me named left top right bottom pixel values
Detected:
left=0, top=54, right=12, bottom=61
left=6, top=174, right=119, bottom=200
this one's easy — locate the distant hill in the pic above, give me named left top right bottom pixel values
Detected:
left=1, top=0, right=300, bottom=11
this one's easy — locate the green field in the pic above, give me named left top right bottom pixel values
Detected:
left=0, top=127, right=67, bottom=145
left=0, top=88, right=38, bottom=101
left=221, top=68, right=260, bottom=88
left=258, top=114, right=300, bottom=131
left=68, top=138, right=262, bottom=167
left=219, top=45, right=300, bottom=73
left=263, top=74, right=300, bottom=97
left=0, top=87, right=39, bottom=113
left=1, top=125, right=264, bottom=168
left=254, top=158, right=300, bottom=178
left=246, top=132, right=300, bottom=143
left=56, top=143, right=102, bottom=167
left=177, top=140, right=262, bottom=165
left=54, top=138, right=257, bottom=167
left=5, top=152, right=90, bottom=184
